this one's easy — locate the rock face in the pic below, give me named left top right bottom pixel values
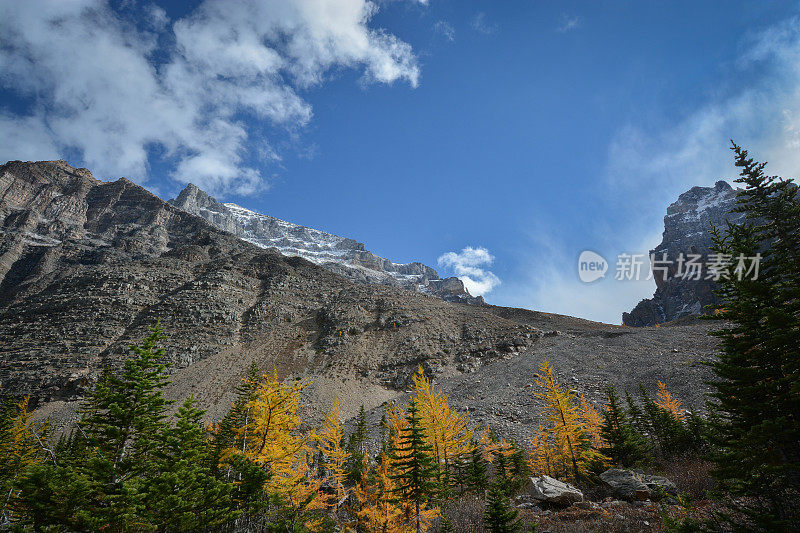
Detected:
left=623, top=181, right=743, bottom=326
left=599, top=469, right=677, bottom=501
left=0, top=160, right=536, bottom=420
left=169, top=184, right=483, bottom=304
left=529, top=476, right=584, bottom=505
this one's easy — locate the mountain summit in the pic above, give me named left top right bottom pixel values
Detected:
left=169, top=183, right=483, bottom=304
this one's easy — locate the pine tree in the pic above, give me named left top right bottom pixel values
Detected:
left=600, top=386, right=650, bottom=467
left=0, top=396, right=51, bottom=525
left=17, top=325, right=174, bottom=531
left=210, top=362, right=261, bottom=478
left=389, top=399, right=439, bottom=533
left=145, top=397, right=236, bottom=530
left=440, top=514, right=455, bottom=533
left=706, top=142, right=800, bottom=529
left=464, top=444, right=488, bottom=494
left=412, top=367, right=473, bottom=498
left=346, top=404, right=369, bottom=484
left=483, top=482, right=520, bottom=533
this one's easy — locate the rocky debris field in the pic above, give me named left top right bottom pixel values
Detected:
left=2, top=160, right=721, bottom=442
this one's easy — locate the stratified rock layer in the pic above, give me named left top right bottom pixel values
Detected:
left=169, top=184, right=483, bottom=304
left=623, top=181, right=742, bottom=326
left=0, top=160, right=534, bottom=417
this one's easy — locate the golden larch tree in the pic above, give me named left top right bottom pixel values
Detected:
left=317, top=397, right=350, bottom=509
left=533, top=360, right=607, bottom=480
left=411, top=367, right=473, bottom=488
left=655, top=381, right=684, bottom=420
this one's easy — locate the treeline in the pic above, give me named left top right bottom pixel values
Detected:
left=1, top=142, right=797, bottom=532
left=0, top=327, right=702, bottom=532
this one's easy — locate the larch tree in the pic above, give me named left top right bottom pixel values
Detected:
left=317, top=397, right=350, bottom=510
left=411, top=367, right=473, bottom=496
left=534, top=360, right=607, bottom=480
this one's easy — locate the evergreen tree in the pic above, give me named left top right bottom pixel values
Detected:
left=492, top=445, right=511, bottom=495
left=439, top=514, right=455, bottom=533
left=483, top=482, right=520, bottom=533
left=600, top=386, right=650, bottom=466
left=210, top=361, right=261, bottom=477
left=464, top=444, right=488, bottom=494
left=389, top=399, right=438, bottom=533
left=509, top=444, right=530, bottom=494
left=706, top=142, right=800, bottom=529
left=17, top=325, right=174, bottom=530
left=146, top=397, right=236, bottom=530
left=346, top=404, right=369, bottom=484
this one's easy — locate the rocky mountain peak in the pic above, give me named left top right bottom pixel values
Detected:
left=169, top=183, right=483, bottom=304
left=622, top=180, right=742, bottom=326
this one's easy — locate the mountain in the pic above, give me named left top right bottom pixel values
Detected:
left=169, top=184, right=483, bottom=304
left=623, top=181, right=743, bottom=326
left=0, top=160, right=720, bottom=442
left=0, top=160, right=534, bottom=422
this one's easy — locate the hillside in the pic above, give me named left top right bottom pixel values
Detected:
left=1, top=160, right=719, bottom=436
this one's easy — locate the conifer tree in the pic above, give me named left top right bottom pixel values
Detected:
left=211, top=362, right=261, bottom=477
left=346, top=404, right=369, bottom=484
left=412, top=367, right=473, bottom=498
left=483, top=482, right=520, bottom=533
left=317, top=397, right=350, bottom=509
left=440, top=514, right=455, bottom=533
left=464, top=444, right=488, bottom=494
left=706, top=142, right=800, bottom=529
left=534, top=361, right=608, bottom=480
left=0, top=396, right=50, bottom=525
left=389, top=399, right=439, bottom=533
left=354, top=452, right=406, bottom=533
left=600, top=386, right=650, bottom=467
left=146, top=397, right=236, bottom=530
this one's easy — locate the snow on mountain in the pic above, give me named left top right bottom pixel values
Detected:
left=169, top=184, right=483, bottom=304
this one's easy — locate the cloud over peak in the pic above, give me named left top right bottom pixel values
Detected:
left=0, top=0, right=422, bottom=195
left=438, top=246, right=501, bottom=297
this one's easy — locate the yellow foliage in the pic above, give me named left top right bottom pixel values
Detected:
left=222, top=370, right=326, bottom=528
left=655, top=381, right=684, bottom=420
left=411, top=367, right=473, bottom=483
left=1, top=397, right=48, bottom=473
left=354, top=453, right=407, bottom=533
left=578, top=393, right=604, bottom=448
left=478, top=427, right=499, bottom=463
left=527, top=423, right=562, bottom=477
left=317, top=397, right=350, bottom=508
left=532, top=360, right=608, bottom=480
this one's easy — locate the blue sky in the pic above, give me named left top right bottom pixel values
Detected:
left=3, top=0, right=800, bottom=322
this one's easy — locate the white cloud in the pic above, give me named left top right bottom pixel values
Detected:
left=434, top=20, right=455, bottom=42
left=607, top=18, right=800, bottom=217
left=556, top=15, right=581, bottom=33
left=438, top=246, right=501, bottom=297
left=508, top=17, right=800, bottom=324
left=0, top=0, right=421, bottom=194
left=471, top=12, right=497, bottom=35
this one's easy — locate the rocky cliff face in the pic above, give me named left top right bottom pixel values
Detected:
left=0, top=160, right=535, bottom=420
left=169, top=184, right=483, bottom=304
left=623, top=181, right=743, bottom=326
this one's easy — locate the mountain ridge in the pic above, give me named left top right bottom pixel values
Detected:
left=169, top=183, right=483, bottom=304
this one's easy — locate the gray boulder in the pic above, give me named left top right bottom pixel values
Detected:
left=529, top=475, right=584, bottom=506
left=599, top=468, right=677, bottom=501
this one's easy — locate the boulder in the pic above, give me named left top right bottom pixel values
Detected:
left=529, top=475, right=584, bottom=506
left=599, top=469, right=677, bottom=501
